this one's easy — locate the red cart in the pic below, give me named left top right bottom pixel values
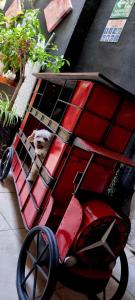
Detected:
left=1, top=73, right=135, bottom=300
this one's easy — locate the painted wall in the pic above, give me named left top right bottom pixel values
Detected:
left=73, top=0, right=135, bottom=95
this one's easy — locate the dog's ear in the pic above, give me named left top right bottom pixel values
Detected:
left=27, top=130, right=37, bottom=143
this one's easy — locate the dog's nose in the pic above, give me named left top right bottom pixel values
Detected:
left=37, top=141, right=41, bottom=145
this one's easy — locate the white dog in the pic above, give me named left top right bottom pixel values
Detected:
left=27, top=129, right=53, bottom=182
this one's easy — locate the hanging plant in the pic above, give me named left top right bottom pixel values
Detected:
left=0, top=91, right=18, bottom=127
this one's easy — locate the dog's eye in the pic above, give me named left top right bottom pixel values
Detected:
left=44, top=138, right=48, bottom=141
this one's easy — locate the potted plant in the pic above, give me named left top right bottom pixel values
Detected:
left=0, top=9, right=68, bottom=109
left=0, top=8, right=68, bottom=155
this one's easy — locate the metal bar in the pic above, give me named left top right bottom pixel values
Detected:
left=74, top=153, right=95, bottom=195
left=56, top=98, right=82, bottom=109
left=49, top=79, right=67, bottom=120
left=74, top=137, right=135, bottom=168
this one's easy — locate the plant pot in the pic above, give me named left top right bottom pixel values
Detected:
left=0, top=75, right=17, bottom=87
left=0, top=117, right=21, bottom=158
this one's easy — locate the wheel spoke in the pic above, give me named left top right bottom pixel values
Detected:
left=32, top=267, right=37, bottom=300
left=26, top=243, right=49, bottom=281
left=103, top=289, right=106, bottom=300
left=37, top=243, right=49, bottom=263
left=36, top=233, right=40, bottom=259
left=36, top=263, right=48, bottom=281
left=21, top=266, right=35, bottom=286
left=26, top=250, right=36, bottom=264
left=111, top=274, right=120, bottom=284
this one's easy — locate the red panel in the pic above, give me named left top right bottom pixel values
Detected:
left=81, top=163, right=114, bottom=193
left=53, top=147, right=90, bottom=207
left=39, top=196, right=54, bottom=226
left=70, top=80, right=94, bottom=107
left=56, top=196, right=83, bottom=262
left=75, top=111, right=109, bottom=143
left=20, top=112, right=29, bottom=131
left=61, top=80, right=93, bottom=131
left=11, top=153, right=18, bottom=171
left=32, top=177, right=48, bottom=207
left=12, top=135, right=20, bottom=150
left=19, top=184, right=30, bottom=207
left=105, top=125, right=132, bottom=152
left=29, top=79, right=42, bottom=106
left=116, top=99, right=135, bottom=130
left=23, top=196, right=38, bottom=229
left=61, top=106, right=81, bottom=132
left=13, top=161, right=21, bottom=180
left=87, top=84, right=120, bottom=119
left=45, top=137, right=67, bottom=176
left=16, top=170, right=25, bottom=192
left=95, top=156, right=116, bottom=169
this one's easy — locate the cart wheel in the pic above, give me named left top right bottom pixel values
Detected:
left=0, top=147, right=13, bottom=181
left=16, top=226, right=59, bottom=300
left=94, top=250, right=128, bottom=300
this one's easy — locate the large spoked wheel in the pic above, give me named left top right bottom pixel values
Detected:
left=95, top=250, right=129, bottom=300
left=0, top=147, right=13, bottom=181
left=17, top=226, right=59, bottom=300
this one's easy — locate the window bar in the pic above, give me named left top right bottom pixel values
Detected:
left=49, top=79, right=67, bottom=124
left=57, top=79, right=78, bottom=125
left=36, top=80, right=49, bottom=110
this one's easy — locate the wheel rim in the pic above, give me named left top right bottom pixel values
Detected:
left=96, top=251, right=128, bottom=300
left=0, top=147, right=13, bottom=180
left=17, top=226, right=59, bottom=300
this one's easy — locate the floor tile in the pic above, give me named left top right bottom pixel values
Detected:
left=0, top=212, right=10, bottom=230
left=12, top=228, right=27, bottom=245
left=126, top=255, right=135, bottom=298
left=0, top=229, right=23, bottom=300
left=0, top=191, right=24, bottom=229
left=53, top=286, right=88, bottom=300
left=125, top=245, right=135, bottom=259
left=122, top=291, right=135, bottom=300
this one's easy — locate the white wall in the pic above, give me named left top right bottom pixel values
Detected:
left=13, top=61, right=41, bottom=118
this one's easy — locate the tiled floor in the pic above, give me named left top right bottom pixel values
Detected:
left=0, top=174, right=135, bottom=300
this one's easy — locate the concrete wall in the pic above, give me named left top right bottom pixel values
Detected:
left=73, top=0, right=135, bottom=95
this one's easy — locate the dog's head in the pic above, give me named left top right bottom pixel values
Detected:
left=27, top=129, right=53, bottom=155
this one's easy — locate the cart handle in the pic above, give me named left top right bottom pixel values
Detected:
left=74, top=137, right=135, bottom=168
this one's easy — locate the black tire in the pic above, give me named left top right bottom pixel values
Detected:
left=16, top=226, right=59, bottom=300
left=0, top=147, right=13, bottom=180
left=59, top=250, right=128, bottom=299
left=95, top=250, right=129, bottom=300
